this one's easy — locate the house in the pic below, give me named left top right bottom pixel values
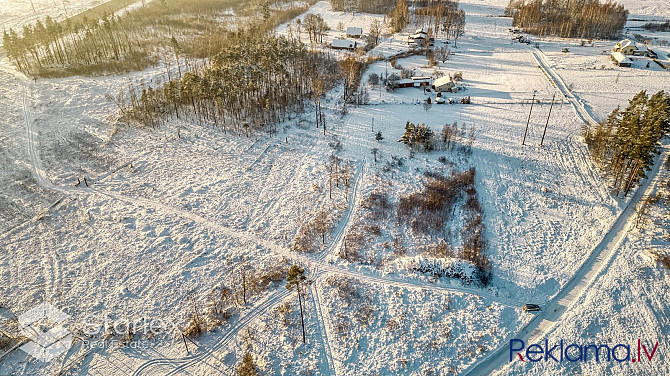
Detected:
left=409, top=28, right=433, bottom=48
left=411, top=76, right=432, bottom=87
left=346, top=27, right=362, bottom=38
left=331, top=39, right=356, bottom=51
left=614, top=39, right=638, bottom=55
left=611, top=51, right=632, bottom=67
left=389, top=76, right=432, bottom=89
left=432, top=75, right=455, bottom=92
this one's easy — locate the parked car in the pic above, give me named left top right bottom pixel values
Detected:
left=523, top=304, right=540, bottom=312
left=435, top=93, right=445, bottom=104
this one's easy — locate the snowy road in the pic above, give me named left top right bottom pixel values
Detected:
left=531, top=49, right=600, bottom=128
left=460, top=143, right=670, bottom=376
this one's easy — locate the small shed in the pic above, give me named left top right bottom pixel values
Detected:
left=432, top=75, right=455, bottom=92
left=611, top=51, right=632, bottom=67
left=346, top=27, right=362, bottom=38
left=332, top=39, right=356, bottom=50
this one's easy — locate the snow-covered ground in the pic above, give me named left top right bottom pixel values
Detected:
left=1, top=1, right=669, bottom=375
left=458, top=0, right=670, bottom=19
left=0, top=0, right=104, bottom=35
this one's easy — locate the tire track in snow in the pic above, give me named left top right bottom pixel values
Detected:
left=19, top=74, right=517, bottom=374
left=315, top=162, right=364, bottom=264
left=311, top=280, right=337, bottom=376
left=137, top=289, right=293, bottom=376
left=531, top=49, right=600, bottom=128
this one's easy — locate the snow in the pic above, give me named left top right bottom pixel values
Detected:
left=0, top=0, right=669, bottom=375
left=0, top=0, right=106, bottom=37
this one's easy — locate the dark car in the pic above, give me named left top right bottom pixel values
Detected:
left=523, top=304, right=540, bottom=312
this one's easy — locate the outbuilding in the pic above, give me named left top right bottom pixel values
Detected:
left=331, top=38, right=356, bottom=50
left=346, top=27, right=363, bottom=38
left=432, top=75, right=455, bottom=92
left=614, top=39, right=638, bottom=55
left=611, top=51, right=632, bottom=67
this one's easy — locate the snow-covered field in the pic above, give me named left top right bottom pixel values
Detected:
left=1, top=0, right=669, bottom=375
left=0, top=0, right=105, bottom=35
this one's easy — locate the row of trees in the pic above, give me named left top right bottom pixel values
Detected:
left=118, top=33, right=341, bottom=132
left=330, top=0, right=399, bottom=13
left=3, top=0, right=307, bottom=76
left=3, top=14, right=139, bottom=75
left=414, top=0, right=466, bottom=42
left=389, top=0, right=410, bottom=33
left=505, top=0, right=627, bottom=39
left=302, top=13, right=330, bottom=43
left=584, top=91, right=670, bottom=196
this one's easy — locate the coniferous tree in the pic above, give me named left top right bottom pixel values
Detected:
left=585, top=90, right=670, bottom=196
left=237, top=351, right=260, bottom=376
left=286, top=265, right=307, bottom=344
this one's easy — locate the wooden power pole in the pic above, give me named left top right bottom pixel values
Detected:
left=540, top=93, right=555, bottom=146
left=522, top=91, right=536, bottom=145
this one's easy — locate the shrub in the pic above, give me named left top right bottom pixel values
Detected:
left=0, top=333, right=11, bottom=351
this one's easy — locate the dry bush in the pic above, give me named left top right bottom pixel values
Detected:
left=459, top=169, right=490, bottom=285
left=660, top=255, right=670, bottom=269
left=292, top=209, right=334, bottom=253
left=394, top=167, right=491, bottom=285
left=332, top=313, right=351, bottom=335
left=326, top=275, right=361, bottom=305
left=276, top=301, right=293, bottom=327
left=183, top=314, right=204, bottom=338
left=400, top=68, right=414, bottom=79
left=363, top=225, right=382, bottom=236
left=397, top=170, right=475, bottom=234
left=421, top=241, right=455, bottom=258
left=0, top=333, right=11, bottom=351
left=360, top=190, right=393, bottom=221
left=247, top=264, right=287, bottom=294
left=327, top=276, right=375, bottom=328
left=392, top=236, right=407, bottom=258
left=386, top=317, right=401, bottom=331
left=355, top=304, right=376, bottom=326
left=340, top=229, right=364, bottom=262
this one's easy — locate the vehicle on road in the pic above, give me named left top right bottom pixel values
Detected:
left=523, top=304, right=540, bottom=312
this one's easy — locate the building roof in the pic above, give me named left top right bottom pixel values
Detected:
left=617, top=39, right=637, bottom=50
left=611, top=51, right=632, bottom=64
left=346, top=27, right=362, bottom=36
left=332, top=38, right=355, bottom=49
left=433, top=75, right=454, bottom=88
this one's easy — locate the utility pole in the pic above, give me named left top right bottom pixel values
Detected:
left=522, top=90, right=536, bottom=145
left=371, top=117, right=374, bottom=132
left=540, top=93, right=555, bottom=146
left=242, top=269, right=247, bottom=305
